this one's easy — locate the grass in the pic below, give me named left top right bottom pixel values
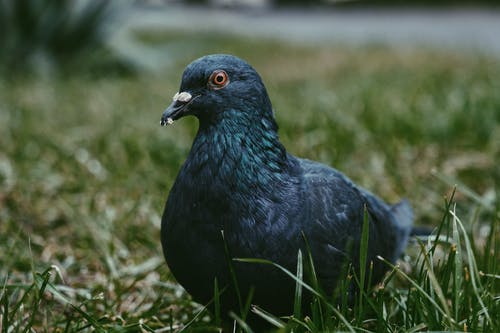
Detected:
left=0, top=31, right=499, bottom=332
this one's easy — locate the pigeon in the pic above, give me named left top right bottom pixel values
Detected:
left=159, top=54, right=413, bottom=320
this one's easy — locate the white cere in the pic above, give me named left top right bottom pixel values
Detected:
left=173, top=91, right=192, bottom=103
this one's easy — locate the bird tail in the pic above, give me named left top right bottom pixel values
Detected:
left=391, top=199, right=413, bottom=230
left=410, top=225, right=433, bottom=236
left=390, top=199, right=414, bottom=261
left=391, top=199, right=433, bottom=237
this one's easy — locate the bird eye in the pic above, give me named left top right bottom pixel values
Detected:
left=208, top=70, right=229, bottom=89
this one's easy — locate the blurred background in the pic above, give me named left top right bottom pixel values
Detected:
left=1, top=0, right=499, bottom=331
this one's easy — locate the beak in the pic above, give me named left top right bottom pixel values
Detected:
left=160, top=91, right=193, bottom=126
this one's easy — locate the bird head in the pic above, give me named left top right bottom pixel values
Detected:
left=161, top=54, right=273, bottom=127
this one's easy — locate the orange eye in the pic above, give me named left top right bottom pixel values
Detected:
left=208, top=70, right=229, bottom=89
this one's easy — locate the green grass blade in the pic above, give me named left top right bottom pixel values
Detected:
left=23, top=269, right=51, bottom=333
left=287, top=316, right=316, bottom=331
left=300, top=232, right=320, bottom=291
left=213, top=277, right=221, bottom=328
left=251, top=305, right=285, bottom=328
left=450, top=209, right=493, bottom=327
left=430, top=188, right=457, bottom=255
left=294, top=249, right=303, bottom=321
left=69, top=305, right=106, bottom=333
left=234, top=258, right=318, bottom=296
left=221, top=230, right=244, bottom=315
left=2, top=289, right=9, bottom=333
left=406, top=323, right=428, bottom=333
left=241, top=286, right=255, bottom=322
left=229, top=311, right=254, bottom=333
left=357, top=205, right=370, bottom=321
left=235, top=257, right=356, bottom=333
left=482, top=202, right=498, bottom=288
left=178, top=303, right=211, bottom=332
left=301, top=232, right=326, bottom=328
left=480, top=272, right=500, bottom=279
left=451, top=204, right=464, bottom=323
left=381, top=262, right=399, bottom=286
left=416, top=239, right=455, bottom=328
left=377, top=256, right=449, bottom=318
left=6, top=282, right=35, bottom=326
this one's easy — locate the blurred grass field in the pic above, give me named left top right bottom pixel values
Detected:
left=0, top=32, right=499, bottom=331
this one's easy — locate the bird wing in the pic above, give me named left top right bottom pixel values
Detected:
left=295, top=157, right=412, bottom=290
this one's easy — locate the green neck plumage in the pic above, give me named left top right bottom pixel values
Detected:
left=186, top=108, right=289, bottom=196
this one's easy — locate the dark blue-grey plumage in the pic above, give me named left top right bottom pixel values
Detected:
left=160, top=54, right=413, bottom=318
